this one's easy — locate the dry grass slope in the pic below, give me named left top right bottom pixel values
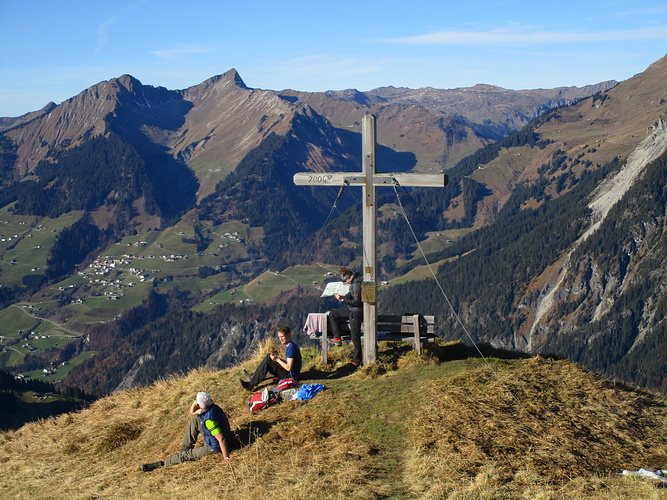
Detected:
left=1, top=341, right=666, bottom=500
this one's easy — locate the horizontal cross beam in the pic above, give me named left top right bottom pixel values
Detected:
left=293, top=172, right=448, bottom=188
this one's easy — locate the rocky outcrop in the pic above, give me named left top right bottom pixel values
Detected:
left=527, top=118, right=667, bottom=347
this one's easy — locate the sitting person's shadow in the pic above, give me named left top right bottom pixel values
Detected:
left=234, top=420, right=278, bottom=447
left=300, top=364, right=357, bottom=381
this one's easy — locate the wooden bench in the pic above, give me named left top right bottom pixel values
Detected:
left=316, top=312, right=436, bottom=363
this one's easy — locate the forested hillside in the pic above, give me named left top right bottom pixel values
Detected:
left=543, top=146, right=667, bottom=392
left=379, top=136, right=667, bottom=393
left=64, top=291, right=326, bottom=394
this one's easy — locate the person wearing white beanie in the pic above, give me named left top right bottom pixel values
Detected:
left=141, top=391, right=235, bottom=472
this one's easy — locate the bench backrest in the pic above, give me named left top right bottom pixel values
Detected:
left=377, top=314, right=435, bottom=335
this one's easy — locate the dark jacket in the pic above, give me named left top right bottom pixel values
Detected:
left=343, top=273, right=363, bottom=311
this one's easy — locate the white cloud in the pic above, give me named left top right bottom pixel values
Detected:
left=95, top=17, right=118, bottom=54
left=151, top=46, right=212, bottom=61
left=382, top=26, right=667, bottom=45
left=273, top=55, right=380, bottom=78
left=94, top=0, right=150, bottom=55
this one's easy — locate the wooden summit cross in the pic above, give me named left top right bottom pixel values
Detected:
left=293, top=114, right=448, bottom=365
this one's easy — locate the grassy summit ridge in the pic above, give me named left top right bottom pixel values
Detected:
left=1, top=342, right=666, bottom=499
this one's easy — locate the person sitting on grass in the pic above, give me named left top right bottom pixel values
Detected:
left=141, top=391, right=235, bottom=472
left=239, top=325, right=302, bottom=391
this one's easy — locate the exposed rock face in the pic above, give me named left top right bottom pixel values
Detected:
left=366, top=81, right=618, bottom=134
left=526, top=119, right=667, bottom=349
left=0, top=69, right=613, bottom=195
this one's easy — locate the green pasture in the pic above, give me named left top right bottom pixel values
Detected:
left=0, top=347, right=23, bottom=367
left=470, top=146, right=529, bottom=188
left=187, top=157, right=236, bottom=195
left=197, top=287, right=251, bottom=311
left=18, top=300, right=58, bottom=317
left=416, top=228, right=471, bottom=256
left=65, top=285, right=148, bottom=322
left=251, top=266, right=333, bottom=300
left=22, top=333, right=73, bottom=351
left=63, top=302, right=99, bottom=323
left=389, top=258, right=452, bottom=285
left=23, top=350, right=97, bottom=382
left=73, top=219, right=266, bottom=310
left=172, top=271, right=230, bottom=291
left=97, top=220, right=255, bottom=280
left=193, top=297, right=224, bottom=313
left=194, top=264, right=338, bottom=311
left=0, top=211, right=83, bottom=287
left=32, top=320, right=60, bottom=335
left=54, top=264, right=229, bottom=325
left=0, top=306, right=41, bottom=338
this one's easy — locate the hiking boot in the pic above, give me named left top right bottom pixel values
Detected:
left=141, top=461, right=164, bottom=472
left=239, top=377, right=253, bottom=391
left=329, top=337, right=342, bottom=346
left=181, top=446, right=192, bottom=453
left=242, top=369, right=252, bottom=379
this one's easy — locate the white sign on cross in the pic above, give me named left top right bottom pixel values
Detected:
left=293, top=114, right=448, bottom=365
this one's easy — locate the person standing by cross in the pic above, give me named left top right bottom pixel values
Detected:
left=328, top=267, right=363, bottom=367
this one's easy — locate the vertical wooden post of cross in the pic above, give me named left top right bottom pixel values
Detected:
left=361, top=114, right=378, bottom=365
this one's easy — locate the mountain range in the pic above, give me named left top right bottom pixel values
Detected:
left=0, top=53, right=665, bottom=397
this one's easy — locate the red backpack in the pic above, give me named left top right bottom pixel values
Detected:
left=275, top=378, right=297, bottom=391
left=248, top=388, right=279, bottom=413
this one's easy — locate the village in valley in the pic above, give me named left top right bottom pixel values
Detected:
left=0, top=214, right=258, bottom=382
left=0, top=212, right=348, bottom=385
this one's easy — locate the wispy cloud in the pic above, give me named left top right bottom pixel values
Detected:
left=274, top=55, right=380, bottom=78
left=95, top=17, right=118, bottom=54
left=382, top=26, right=667, bottom=45
left=94, top=0, right=150, bottom=54
left=151, top=46, right=212, bottom=61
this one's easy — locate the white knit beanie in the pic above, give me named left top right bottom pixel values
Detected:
left=196, top=391, right=212, bottom=409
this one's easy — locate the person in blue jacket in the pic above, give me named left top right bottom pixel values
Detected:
left=141, top=391, right=235, bottom=472
left=239, top=325, right=302, bottom=391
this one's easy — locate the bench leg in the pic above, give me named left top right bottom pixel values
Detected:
left=322, top=312, right=329, bottom=364
left=413, top=314, right=422, bottom=356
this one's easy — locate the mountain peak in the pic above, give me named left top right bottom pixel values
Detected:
left=468, top=83, right=504, bottom=91
left=105, top=74, right=144, bottom=94
left=189, top=69, right=248, bottom=92
left=224, top=68, right=248, bottom=89
left=41, top=101, right=57, bottom=113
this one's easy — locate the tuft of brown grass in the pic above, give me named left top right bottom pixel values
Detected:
left=97, top=421, right=143, bottom=452
left=404, top=356, right=667, bottom=499
left=1, top=349, right=666, bottom=499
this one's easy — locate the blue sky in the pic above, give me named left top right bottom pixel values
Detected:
left=1, top=0, right=666, bottom=117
